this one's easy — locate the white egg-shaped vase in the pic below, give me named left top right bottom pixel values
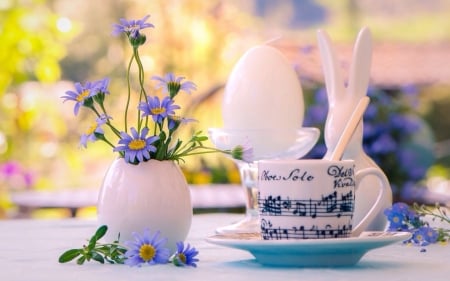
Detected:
left=97, top=158, right=192, bottom=252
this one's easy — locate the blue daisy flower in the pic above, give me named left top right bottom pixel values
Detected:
left=79, top=114, right=110, bottom=148
left=231, top=143, right=254, bottom=163
left=139, top=96, right=180, bottom=124
left=167, top=115, right=197, bottom=130
left=124, top=229, right=170, bottom=267
left=172, top=241, right=199, bottom=268
left=61, top=81, right=98, bottom=115
left=114, top=127, right=159, bottom=163
left=112, top=15, right=154, bottom=37
left=152, top=73, right=197, bottom=98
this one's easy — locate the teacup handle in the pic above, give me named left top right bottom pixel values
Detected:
left=351, top=167, right=390, bottom=237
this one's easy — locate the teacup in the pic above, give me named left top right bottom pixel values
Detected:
left=257, top=159, right=388, bottom=240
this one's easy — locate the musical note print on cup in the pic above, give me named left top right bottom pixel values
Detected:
left=260, top=218, right=352, bottom=239
left=258, top=191, right=354, bottom=218
left=258, top=159, right=389, bottom=240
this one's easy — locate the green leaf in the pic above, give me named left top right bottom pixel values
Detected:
left=88, top=236, right=97, bottom=250
left=91, top=252, right=105, bottom=264
left=76, top=255, right=86, bottom=265
left=87, top=225, right=108, bottom=249
left=58, top=249, right=81, bottom=263
left=94, top=225, right=108, bottom=241
left=159, top=131, right=167, bottom=141
left=168, top=140, right=182, bottom=156
left=194, top=135, right=208, bottom=142
left=104, top=256, right=115, bottom=264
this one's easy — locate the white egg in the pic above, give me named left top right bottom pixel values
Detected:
left=222, top=45, right=304, bottom=130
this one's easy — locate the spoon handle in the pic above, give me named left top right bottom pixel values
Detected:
left=328, top=97, right=370, bottom=161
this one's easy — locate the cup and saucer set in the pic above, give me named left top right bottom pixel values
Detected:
left=206, top=27, right=411, bottom=267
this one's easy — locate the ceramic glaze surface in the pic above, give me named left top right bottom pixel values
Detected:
left=258, top=159, right=389, bottom=239
left=206, top=231, right=411, bottom=267
left=222, top=45, right=304, bottom=132
left=97, top=159, right=192, bottom=252
left=317, top=28, right=392, bottom=230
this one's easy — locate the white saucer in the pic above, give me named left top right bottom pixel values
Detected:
left=206, top=231, right=411, bottom=267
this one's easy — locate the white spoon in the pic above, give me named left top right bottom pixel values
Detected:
left=326, top=96, right=370, bottom=161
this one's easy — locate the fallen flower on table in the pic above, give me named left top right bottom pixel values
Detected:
left=384, top=202, right=450, bottom=247
left=123, top=229, right=170, bottom=267
left=58, top=225, right=199, bottom=268
left=172, top=241, right=200, bottom=268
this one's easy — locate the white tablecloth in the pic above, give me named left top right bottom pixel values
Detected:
left=0, top=214, right=449, bottom=281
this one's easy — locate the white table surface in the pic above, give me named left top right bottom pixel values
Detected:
left=0, top=213, right=449, bottom=281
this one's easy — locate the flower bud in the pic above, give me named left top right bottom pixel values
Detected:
left=129, top=31, right=147, bottom=47
left=83, top=96, right=94, bottom=108
left=93, top=92, right=105, bottom=105
left=167, top=82, right=181, bottom=99
left=231, top=145, right=253, bottom=163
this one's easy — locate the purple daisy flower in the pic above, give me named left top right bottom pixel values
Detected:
left=61, top=81, right=98, bottom=115
left=172, top=241, right=199, bottom=268
left=112, top=15, right=154, bottom=37
left=139, top=96, right=180, bottom=124
left=231, top=143, right=253, bottom=163
left=93, top=78, right=110, bottom=95
left=90, top=78, right=110, bottom=105
left=79, top=114, right=110, bottom=148
left=124, top=229, right=170, bottom=267
left=167, top=115, right=197, bottom=130
left=152, top=73, right=197, bottom=98
left=114, top=127, right=159, bottom=163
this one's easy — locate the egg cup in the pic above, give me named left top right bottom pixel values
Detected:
left=208, top=127, right=320, bottom=234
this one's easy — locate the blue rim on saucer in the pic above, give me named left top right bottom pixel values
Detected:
left=206, top=231, right=411, bottom=267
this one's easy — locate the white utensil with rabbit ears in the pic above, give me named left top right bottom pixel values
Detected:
left=347, top=27, right=373, bottom=105
left=317, top=27, right=392, bottom=231
left=316, top=29, right=345, bottom=108
left=318, top=27, right=373, bottom=160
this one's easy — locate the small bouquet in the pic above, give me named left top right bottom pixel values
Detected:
left=62, top=15, right=251, bottom=165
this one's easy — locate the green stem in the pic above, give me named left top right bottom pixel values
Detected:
left=100, top=137, right=117, bottom=150
left=89, top=104, right=121, bottom=139
left=171, top=146, right=229, bottom=160
left=413, top=203, right=450, bottom=224
left=124, top=50, right=135, bottom=133
left=133, top=48, right=149, bottom=130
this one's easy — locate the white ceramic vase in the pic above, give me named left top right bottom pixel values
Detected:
left=97, top=158, right=192, bottom=252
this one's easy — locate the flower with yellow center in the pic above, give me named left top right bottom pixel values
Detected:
left=172, top=241, right=199, bottom=267
left=124, top=229, right=170, bottom=267
left=128, top=139, right=146, bottom=150
left=139, top=244, right=156, bottom=262
left=139, top=96, right=179, bottom=124
left=76, top=90, right=90, bottom=102
left=61, top=81, right=98, bottom=115
left=114, top=127, right=159, bottom=164
left=79, top=114, right=109, bottom=149
left=150, top=107, right=166, bottom=115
